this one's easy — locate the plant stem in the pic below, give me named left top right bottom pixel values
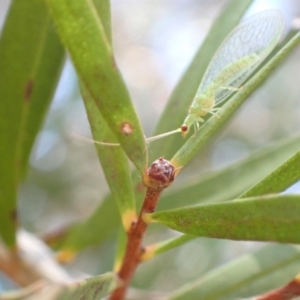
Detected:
left=253, top=277, right=300, bottom=300
left=109, top=158, right=175, bottom=300
left=109, top=188, right=162, bottom=300
left=0, top=248, right=40, bottom=286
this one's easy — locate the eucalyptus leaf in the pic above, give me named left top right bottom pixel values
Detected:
left=142, top=234, right=196, bottom=261
left=45, top=0, right=147, bottom=173
left=171, top=31, right=300, bottom=170
left=168, top=244, right=300, bottom=300
left=160, top=134, right=300, bottom=209
left=149, top=194, right=300, bottom=243
left=0, top=273, right=118, bottom=300
left=149, top=0, right=254, bottom=161
left=241, top=150, right=300, bottom=198
left=0, top=0, right=64, bottom=247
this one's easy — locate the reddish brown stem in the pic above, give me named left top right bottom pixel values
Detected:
left=0, top=248, right=41, bottom=287
left=110, top=188, right=163, bottom=300
left=254, top=278, right=300, bottom=300
left=109, top=158, right=175, bottom=300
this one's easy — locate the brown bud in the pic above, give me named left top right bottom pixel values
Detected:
left=143, top=157, right=175, bottom=189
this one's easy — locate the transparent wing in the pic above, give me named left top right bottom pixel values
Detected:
left=197, top=10, right=284, bottom=104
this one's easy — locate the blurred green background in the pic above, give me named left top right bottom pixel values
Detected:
left=1, top=0, right=300, bottom=294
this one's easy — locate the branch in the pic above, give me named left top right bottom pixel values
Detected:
left=253, top=277, right=300, bottom=300
left=109, top=158, right=175, bottom=300
left=0, top=247, right=40, bottom=287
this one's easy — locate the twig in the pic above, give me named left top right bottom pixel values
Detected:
left=253, top=277, right=300, bottom=300
left=109, top=158, right=175, bottom=300
left=0, top=247, right=40, bottom=287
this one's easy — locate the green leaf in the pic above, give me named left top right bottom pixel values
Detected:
left=59, top=134, right=300, bottom=253
left=148, top=195, right=300, bottom=243
left=149, top=0, right=253, bottom=161
left=0, top=0, right=64, bottom=247
left=241, top=150, right=300, bottom=198
left=160, top=134, right=300, bottom=209
left=171, top=31, right=300, bottom=170
left=80, top=1, right=136, bottom=231
left=168, top=244, right=300, bottom=300
left=142, top=234, right=196, bottom=261
left=81, top=86, right=136, bottom=230
left=56, top=273, right=118, bottom=300
left=0, top=273, right=119, bottom=300
left=93, top=0, right=112, bottom=44
left=45, top=0, right=147, bottom=173
left=58, top=129, right=299, bottom=254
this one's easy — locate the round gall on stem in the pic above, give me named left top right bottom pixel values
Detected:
left=143, top=157, right=175, bottom=189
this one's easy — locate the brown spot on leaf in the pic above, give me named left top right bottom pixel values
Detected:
left=24, top=80, right=34, bottom=102
left=121, top=122, right=133, bottom=136
left=11, top=210, right=18, bottom=224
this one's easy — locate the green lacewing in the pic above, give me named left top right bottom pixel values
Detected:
left=87, top=10, right=284, bottom=146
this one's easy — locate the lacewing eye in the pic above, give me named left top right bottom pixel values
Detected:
left=181, top=125, right=188, bottom=132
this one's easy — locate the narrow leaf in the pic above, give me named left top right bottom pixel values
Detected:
left=81, top=87, right=136, bottom=230
left=149, top=195, right=300, bottom=243
left=160, top=134, right=300, bottom=209
left=93, top=0, right=112, bottom=44
left=0, top=273, right=119, bottom=300
left=79, top=1, right=136, bottom=231
left=149, top=0, right=254, bottom=161
left=59, top=134, right=300, bottom=253
left=45, top=0, right=147, bottom=173
left=168, top=244, right=300, bottom=300
left=241, top=150, right=300, bottom=198
left=171, top=31, right=300, bottom=170
left=141, top=234, right=196, bottom=261
left=0, top=0, right=64, bottom=247
left=56, top=273, right=118, bottom=300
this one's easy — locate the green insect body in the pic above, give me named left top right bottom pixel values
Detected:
left=182, top=53, right=260, bottom=134
left=180, top=10, right=284, bottom=136
left=87, top=10, right=285, bottom=146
